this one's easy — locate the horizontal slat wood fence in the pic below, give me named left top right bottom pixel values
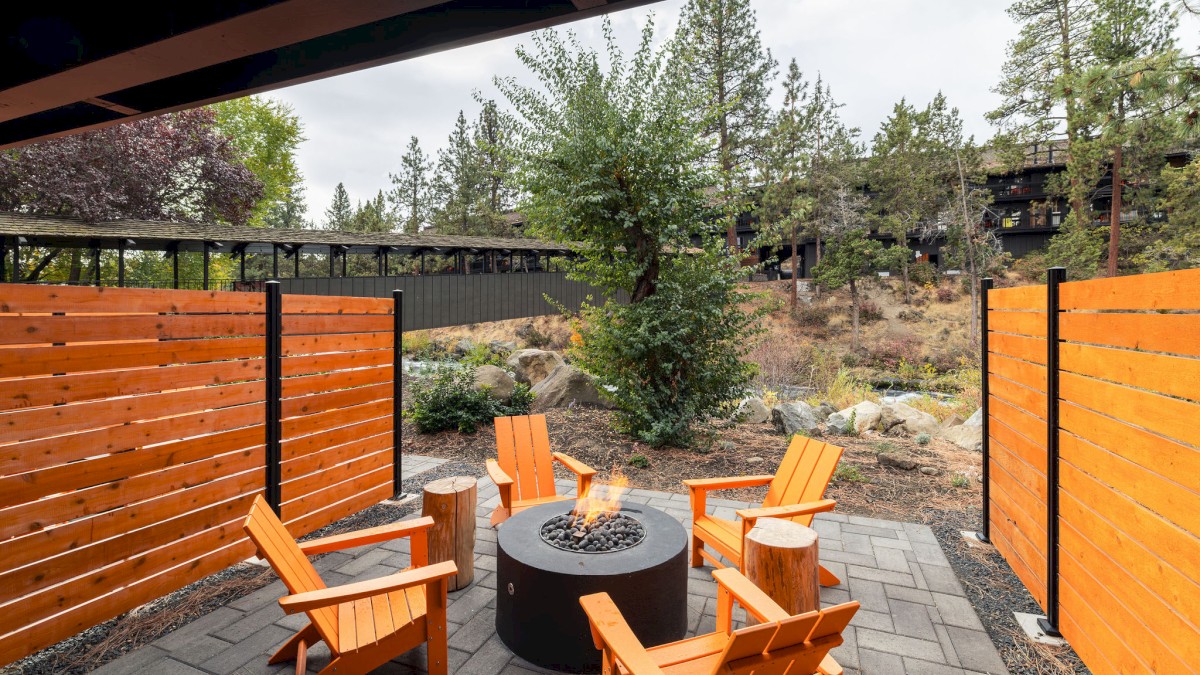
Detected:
left=983, top=268, right=1200, bottom=674
left=985, top=285, right=1049, bottom=611
left=0, top=284, right=400, bottom=668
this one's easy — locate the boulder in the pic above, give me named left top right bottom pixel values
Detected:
left=816, top=402, right=838, bottom=420
left=877, top=452, right=918, bottom=471
left=919, top=466, right=941, bottom=476
left=473, top=365, right=516, bottom=402
left=963, top=407, right=984, bottom=428
left=772, top=401, right=824, bottom=437
left=939, top=424, right=983, bottom=452
left=826, top=401, right=883, bottom=435
left=735, top=397, right=771, bottom=424
left=886, top=402, right=940, bottom=437
left=878, top=407, right=905, bottom=432
left=530, top=364, right=611, bottom=410
left=488, top=340, right=517, bottom=354
left=453, top=338, right=476, bottom=357
left=941, top=414, right=964, bottom=429
left=506, top=349, right=566, bottom=386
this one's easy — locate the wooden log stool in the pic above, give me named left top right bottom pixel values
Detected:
left=742, top=517, right=820, bottom=622
left=422, top=476, right=477, bottom=591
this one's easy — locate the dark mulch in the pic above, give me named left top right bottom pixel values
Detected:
left=926, top=509, right=1088, bottom=675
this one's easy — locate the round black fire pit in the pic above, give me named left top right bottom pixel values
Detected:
left=496, top=501, right=688, bottom=673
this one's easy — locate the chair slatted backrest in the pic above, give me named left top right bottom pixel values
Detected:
left=761, top=436, right=844, bottom=525
left=244, top=495, right=340, bottom=650
left=494, top=415, right=558, bottom=501
left=715, top=602, right=858, bottom=675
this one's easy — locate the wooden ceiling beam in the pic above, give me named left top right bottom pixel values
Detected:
left=0, top=0, right=448, bottom=124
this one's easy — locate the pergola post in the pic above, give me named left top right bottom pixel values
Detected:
left=239, top=247, right=247, bottom=283
left=0, top=236, right=7, bottom=282
left=294, top=245, right=301, bottom=278
left=341, top=247, right=347, bottom=277
left=328, top=246, right=336, bottom=277
left=272, top=244, right=279, bottom=278
left=203, top=244, right=210, bottom=290
left=92, top=245, right=101, bottom=286
left=171, top=244, right=180, bottom=289
left=379, top=247, right=386, bottom=276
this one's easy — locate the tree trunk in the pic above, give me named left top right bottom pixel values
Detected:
left=900, top=257, right=911, bottom=305
left=849, top=277, right=860, bottom=351
left=743, top=518, right=819, bottom=625
left=1108, top=144, right=1123, bottom=277
left=789, top=228, right=798, bottom=308
left=422, top=476, right=477, bottom=591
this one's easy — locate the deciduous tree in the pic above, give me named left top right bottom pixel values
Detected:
left=211, top=96, right=305, bottom=228
left=497, top=18, right=759, bottom=446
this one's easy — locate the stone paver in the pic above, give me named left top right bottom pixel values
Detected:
left=95, top=454, right=1007, bottom=674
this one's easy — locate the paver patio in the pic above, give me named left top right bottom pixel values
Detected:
left=92, top=455, right=1007, bottom=675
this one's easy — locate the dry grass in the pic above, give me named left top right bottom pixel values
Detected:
left=996, top=626, right=1082, bottom=675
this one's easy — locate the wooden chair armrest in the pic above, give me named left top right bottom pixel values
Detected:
left=735, top=499, right=837, bottom=527
left=298, top=516, right=436, bottom=556
left=486, top=459, right=515, bottom=509
left=712, top=568, right=790, bottom=623
left=683, top=475, right=775, bottom=494
left=553, top=452, right=597, bottom=478
left=279, top=561, right=457, bottom=614
left=579, top=593, right=666, bottom=675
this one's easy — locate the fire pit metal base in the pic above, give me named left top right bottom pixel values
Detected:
left=496, top=501, right=688, bottom=673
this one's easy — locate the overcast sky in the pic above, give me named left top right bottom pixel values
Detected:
left=269, top=0, right=1195, bottom=224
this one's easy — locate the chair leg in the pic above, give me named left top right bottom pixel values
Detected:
left=819, top=563, right=841, bottom=587
left=294, top=638, right=307, bottom=675
left=691, top=535, right=705, bottom=568
left=270, top=622, right=320, bottom=665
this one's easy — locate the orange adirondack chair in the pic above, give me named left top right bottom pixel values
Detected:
left=242, top=495, right=457, bottom=675
left=685, top=436, right=844, bottom=586
left=581, top=567, right=859, bottom=675
left=487, top=414, right=597, bottom=525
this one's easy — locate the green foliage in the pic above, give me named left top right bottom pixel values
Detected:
left=628, top=453, right=650, bottom=469
left=1137, top=157, right=1200, bottom=271
left=833, top=463, right=869, bottom=483
left=211, top=96, right=305, bottom=229
left=814, top=226, right=906, bottom=350
left=846, top=409, right=858, bottom=437
left=408, top=366, right=533, bottom=434
left=951, top=474, right=970, bottom=489
left=915, top=432, right=932, bottom=446
left=462, top=343, right=507, bottom=369
left=497, top=19, right=760, bottom=447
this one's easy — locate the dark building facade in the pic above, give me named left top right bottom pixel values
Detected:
left=739, top=144, right=1192, bottom=279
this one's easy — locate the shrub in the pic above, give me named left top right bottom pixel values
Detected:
left=628, top=453, right=650, bottom=469
left=866, top=335, right=923, bottom=370
left=936, top=286, right=956, bottom=303
left=408, top=366, right=533, bottom=433
left=793, top=303, right=833, bottom=327
left=858, top=300, right=884, bottom=323
left=807, top=368, right=877, bottom=410
left=915, top=432, right=932, bottom=445
left=951, top=474, right=970, bottom=489
left=910, top=260, right=937, bottom=286
left=462, top=343, right=507, bottom=369
left=833, top=463, right=870, bottom=483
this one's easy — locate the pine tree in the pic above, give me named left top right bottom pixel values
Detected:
left=324, top=182, right=353, bottom=230
left=349, top=190, right=393, bottom=233
left=757, top=59, right=812, bottom=306
left=263, top=182, right=309, bottom=229
left=869, top=98, right=935, bottom=304
left=803, top=75, right=861, bottom=270
left=474, top=98, right=518, bottom=223
left=388, top=136, right=432, bottom=234
left=671, top=0, right=776, bottom=248
left=989, top=0, right=1095, bottom=223
left=1075, top=0, right=1179, bottom=276
left=431, top=111, right=486, bottom=235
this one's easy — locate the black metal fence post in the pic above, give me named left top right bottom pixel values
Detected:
left=393, top=289, right=405, bottom=498
left=1038, top=267, right=1066, bottom=637
left=978, top=277, right=994, bottom=543
left=265, top=281, right=283, bottom=515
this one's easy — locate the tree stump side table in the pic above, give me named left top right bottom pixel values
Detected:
left=743, top=517, right=819, bottom=621
left=421, top=476, right=477, bottom=591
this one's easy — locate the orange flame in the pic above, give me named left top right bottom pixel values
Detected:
left=573, top=467, right=630, bottom=527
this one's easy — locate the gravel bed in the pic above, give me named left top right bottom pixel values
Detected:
left=5, top=465, right=472, bottom=675
left=926, top=509, right=1087, bottom=674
